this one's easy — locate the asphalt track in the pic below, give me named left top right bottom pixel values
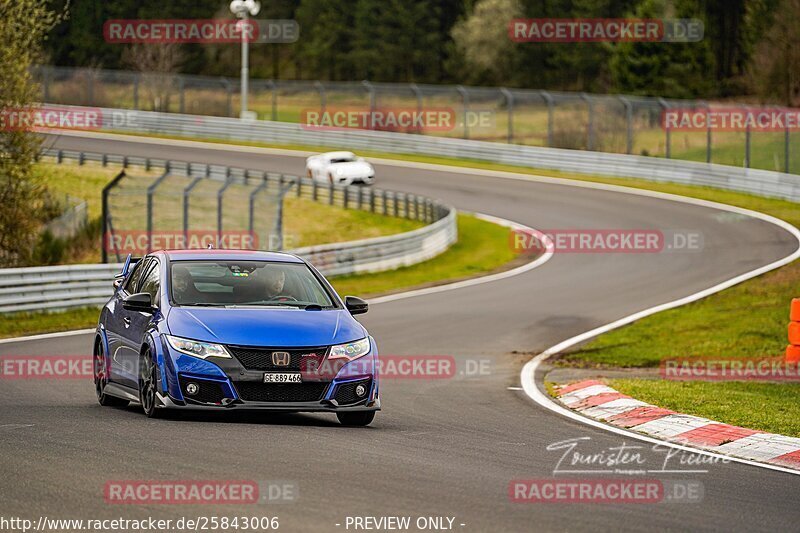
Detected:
left=1, top=131, right=799, bottom=531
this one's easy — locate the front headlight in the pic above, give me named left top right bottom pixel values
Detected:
left=328, top=337, right=370, bottom=361
left=165, top=335, right=231, bottom=359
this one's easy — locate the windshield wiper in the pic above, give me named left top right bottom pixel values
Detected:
left=179, top=303, right=228, bottom=307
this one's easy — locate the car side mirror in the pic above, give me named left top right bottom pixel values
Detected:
left=123, top=292, right=155, bottom=313
left=345, top=296, right=368, bottom=315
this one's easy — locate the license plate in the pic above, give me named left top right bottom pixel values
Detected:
left=263, top=373, right=302, bottom=383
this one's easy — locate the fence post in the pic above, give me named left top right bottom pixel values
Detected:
left=42, top=65, right=50, bottom=102
left=328, top=180, right=334, bottom=205
left=500, top=88, right=514, bottom=144
left=133, top=73, right=139, bottom=110
left=315, top=81, right=326, bottom=114
left=178, top=76, right=185, bottom=114
left=382, top=190, right=388, bottom=215
left=786, top=124, right=791, bottom=174
left=541, top=91, right=554, bottom=147
left=618, top=96, right=633, bottom=155
left=147, top=171, right=170, bottom=254
left=357, top=187, right=363, bottom=210
left=410, top=83, right=423, bottom=131
left=268, top=80, right=277, bottom=121
left=223, top=78, right=233, bottom=117
left=658, top=98, right=671, bottom=159
left=102, top=170, right=127, bottom=263
left=457, top=85, right=470, bottom=139
left=217, top=176, right=233, bottom=244
left=581, top=93, right=594, bottom=151
left=702, top=100, right=712, bottom=163
left=369, top=188, right=375, bottom=213
left=248, top=177, right=269, bottom=235
left=362, top=80, right=376, bottom=128
left=745, top=122, right=752, bottom=169
left=183, top=177, right=203, bottom=245
left=87, top=71, right=95, bottom=106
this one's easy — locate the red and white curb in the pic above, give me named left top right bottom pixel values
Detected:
left=555, top=380, right=800, bottom=470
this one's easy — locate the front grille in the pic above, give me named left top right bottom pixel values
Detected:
left=227, top=346, right=327, bottom=372
left=333, top=378, right=372, bottom=405
left=179, top=376, right=227, bottom=405
left=233, top=381, right=330, bottom=403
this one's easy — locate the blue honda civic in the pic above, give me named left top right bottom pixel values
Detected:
left=93, top=249, right=379, bottom=426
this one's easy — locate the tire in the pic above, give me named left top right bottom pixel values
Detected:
left=94, top=340, right=129, bottom=408
left=138, top=349, right=162, bottom=418
left=336, top=411, right=375, bottom=427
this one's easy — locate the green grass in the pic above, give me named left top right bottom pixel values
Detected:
left=1, top=213, right=521, bottom=339
left=330, top=213, right=519, bottom=297
left=0, top=307, right=100, bottom=340
left=608, top=379, right=800, bottom=438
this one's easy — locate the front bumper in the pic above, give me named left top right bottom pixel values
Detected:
left=157, top=338, right=380, bottom=412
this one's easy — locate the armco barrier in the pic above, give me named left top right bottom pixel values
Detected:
left=48, top=105, right=800, bottom=202
left=0, top=209, right=455, bottom=314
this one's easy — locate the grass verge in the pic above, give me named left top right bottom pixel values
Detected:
left=607, top=379, right=800, bottom=438
left=1, top=213, right=521, bottom=340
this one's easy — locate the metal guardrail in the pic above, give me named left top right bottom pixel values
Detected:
left=36, top=65, right=800, bottom=173
left=0, top=148, right=457, bottom=314
left=57, top=105, right=800, bottom=203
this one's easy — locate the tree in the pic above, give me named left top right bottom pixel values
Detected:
left=750, top=0, right=800, bottom=105
left=450, top=0, right=522, bottom=85
left=0, top=0, right=64, bottom=267
left=609, top=0, right=715, bottom=98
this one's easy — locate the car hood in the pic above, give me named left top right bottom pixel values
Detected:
left=329, top=161, right=372, bottom=174
left=166, top=307, right=367, bottom=347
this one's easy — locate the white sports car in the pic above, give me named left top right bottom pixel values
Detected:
left=305, top=151, right=375, bottom=186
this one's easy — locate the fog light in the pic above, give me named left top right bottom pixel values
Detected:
left=186, top=383, right=199, bottom=395
left=355, top=384, right=366, bottom=397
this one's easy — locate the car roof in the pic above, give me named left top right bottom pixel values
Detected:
left=323, top=151, right=356, bottom=159
left=161, top=249, right=305, bottom=263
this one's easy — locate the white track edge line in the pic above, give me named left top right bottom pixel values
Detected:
left=522, top=202, right=800, bottom=476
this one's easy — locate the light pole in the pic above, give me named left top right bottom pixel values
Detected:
left=230, top=0, right=260, bottom=120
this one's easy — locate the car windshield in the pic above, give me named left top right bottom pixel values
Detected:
left=170, top=260, right=336, bottom=308
left=329, top=156, right=356, bottom=163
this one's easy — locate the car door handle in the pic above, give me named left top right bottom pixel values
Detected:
left=123, top=317, right=131, bottom=328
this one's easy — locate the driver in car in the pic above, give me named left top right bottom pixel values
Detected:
left=263, top=268, right=287, bottom=300
left=173, top=266, right=202, bottom=303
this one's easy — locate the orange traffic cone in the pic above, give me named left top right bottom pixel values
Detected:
left=786, top=299, right=800, bottom=363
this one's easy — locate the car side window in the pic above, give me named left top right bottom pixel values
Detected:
left=123, top=258, right=148, bottom=294
left=139, top=259, right=161, bottom=307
